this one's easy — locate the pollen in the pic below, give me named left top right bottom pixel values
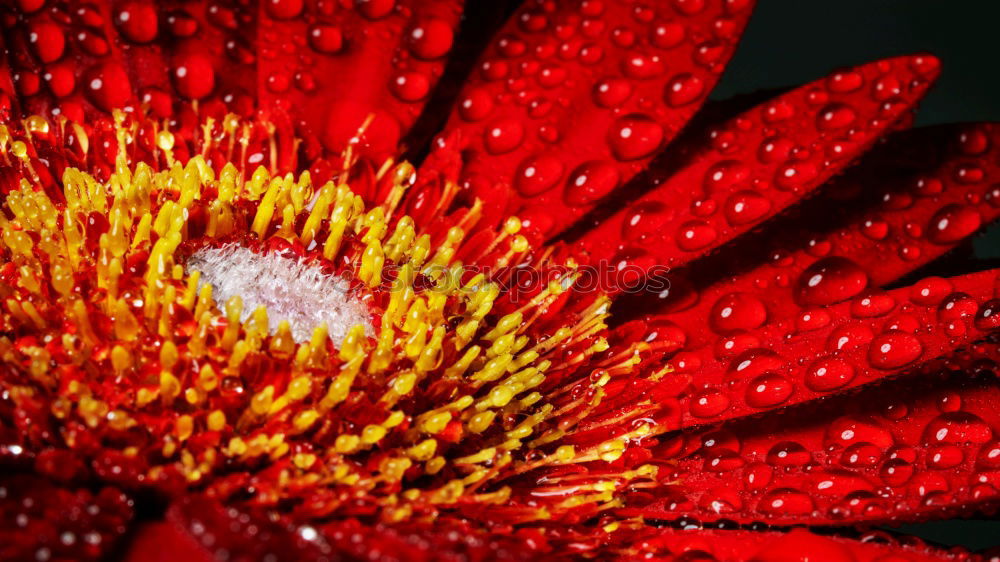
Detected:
left=186, top=243, right=372, bottom=344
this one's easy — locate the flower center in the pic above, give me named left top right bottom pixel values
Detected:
left=187, top=243, right=372, bottom=345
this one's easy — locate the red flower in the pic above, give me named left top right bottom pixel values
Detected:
left=1, top=1, right=998, bottom=560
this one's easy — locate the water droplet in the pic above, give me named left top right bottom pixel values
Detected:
left=514, top=155, right=564, bottom=197
left=927, top=203, right=981, bottom=244
left=167, top=10, right=199, bottom=37
left=115, top=2, right=159, bottom=43
left=880, top=458, right=914, bottom=486
left=28, top=21, right=65, bottom=63
left=622, top=52, right=665, bottom=79
left=958, top=127, right=991, bottom=155
left=171, top=53, right=216, bottom=100
left=923, top=412, right=993, bottom=445
left=43, top=64, right=75, bottom=98
left=840, top=443, right=882, bottom=468
left=593, top=78, right=632, bottom=108
left=826, top=323, right=874, bottom=351
left=758, top=488, right=814, bottom=515
left=665, top=73, right=704, bottom=107
left=703, top=160, right=751, bottom=193
left=927, top=445, right=964, bottom=469
left=356, top=0, right=395, bottom=20
left=650, top=22, right=685, bottom=49
left=826, top=71, right=864, bottom=93
left=724, top=190, right=771, bottom=225
left=709, top=292, right=767, bottom=333
left=868, top=330, right=922, bottom=369
left=265, top=0, right=304, bottom=19
left=757, top=135, right=795, bottom=164
left=937, top=292, right=977, bottom=323
left=607, top=114, right=664, bottom=160
left=745, top=373, right=794, bottom=408
left=622, top=201, right=672, bottom=242
left=563, top=161, right=619, bottom=207
left=762, top=99, right=795, bottom=123
left=483, top=118, right=524, bottom=155
left=774, top=160, right=819, bottom=191
left=816, top=103, right=857, bottom=131
left=689, top=388, right=730, bottom=418
left=407, top=18, right=454, bottom=60
left=308, top=24, right=344, bottom=54
left=976, top=439, right=1000, bottom=470
left=804, top=357, right=855, bottom=392
left=975, top=299, right=1000, bottom=331
left=676, top=220, right=717, bottom=251
left=390, top=71, right=430, bottom=102
left=851, top=293, right=896, bottom=318
left=84, top=63, right=132, bottom=112
left=795, top=256, right=869, bottom=306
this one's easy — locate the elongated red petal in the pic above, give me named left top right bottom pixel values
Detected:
left=418, top=0, right=755, bottom=236
left=621, top=123, right=1000, bottom=351
left=576, top=55, right=941, bottom=286
left=257, top=0, right=465, bottom=163
left=594, top=527, right=966, bottom=561
left=123, top=495, right=536, bottom=562
left=633, top=363, right=1000, bottom=526
left=664, top=269, right=1000, bottom=428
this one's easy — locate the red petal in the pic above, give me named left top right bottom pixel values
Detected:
left=621, top=122, right=1000, bottom=351
left=419, top=0, right=755, bottom=236
left=597, top=527, right=965, bottom=561
left=0, top=473, right=133, bottom=560
left=123, top=494, right=537, bottom=561
left=663, top=269, right=1000, bottom=428
left=258, top=0, right=465, bottom=163
left=576, top=55, right=941, bottom=287
left=633, top=363, right=1000, bottom=525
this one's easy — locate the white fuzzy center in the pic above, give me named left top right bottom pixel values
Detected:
left=186, top=243, right=371, bottom=344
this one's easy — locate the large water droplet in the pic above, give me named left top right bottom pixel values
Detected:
left=665, top=73, right=704, bottom=107
left=593, top=78, right=632, bottom=108
left=676, top=220, right=717, bottom=251
left=621, top=201, right=672, bottom=242
left=407, top=18, right=454, bottom=60
left=868, top=330, right=922, bottom=369
left=172, top=53, right=216, bottom=99
left=607, top=114, right=664, bottom=161
left=514, top=155, right=564, bottom=197
left=308, top=24, right=344, bottom=54
left=265, top=0, right=304, bottom=19
left=483, top=118, right=525, bottom=155
left=563, top=161, right=619, bottom=207
left=804, top=357, right=855, bottom=392
left=30, top=22, right=68, bottom=64
left=115, top=2, right=159, bottom=43
left=927, top=203, right=982, bottom=244
left=745, top=373, right=794, bottom=408
left=84, top=62, right=132, bottom=112
left=709, top=292, right=767, bottom=333
left=724, top=190, right=771, bottom=225
left=795, top=256, right=868, bottom=306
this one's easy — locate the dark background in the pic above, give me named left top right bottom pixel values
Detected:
left=709, top=0, right=1000, bottom=550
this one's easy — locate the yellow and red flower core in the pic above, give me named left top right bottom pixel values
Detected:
left=0, top=110, right=672, bottom=529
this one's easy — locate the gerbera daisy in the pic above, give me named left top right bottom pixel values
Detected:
left=1, top=1, right=999, bottom=560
